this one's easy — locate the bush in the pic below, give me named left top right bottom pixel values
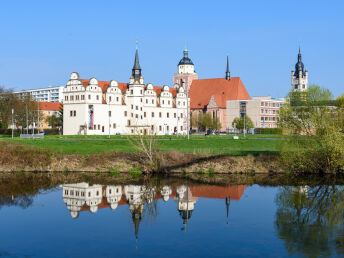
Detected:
left=128, top=167, right=143, bottom=177
left=254, top=128, right=282, bottom=134
left=281, top=131, right=344, bottom=173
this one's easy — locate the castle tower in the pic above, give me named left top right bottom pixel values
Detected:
left=173, top=47, right=198, bottom=93
left=130, top=45, right=144, bottom=85
left=291, top=47, right=308, bottom=91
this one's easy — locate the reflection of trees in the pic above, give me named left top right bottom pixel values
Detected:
left=0, top=195, right=33, bottom=210
left=275, top=185, right=344, bottom=257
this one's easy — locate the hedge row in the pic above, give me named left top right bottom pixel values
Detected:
left=254, top=128, right=283, bottom=134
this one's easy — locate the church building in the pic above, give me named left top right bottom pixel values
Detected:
left=62, top=47, right=188, bottom=135
left=291, top=48, right=308, bottom=91
left=173, top=49, right=251, bottom=131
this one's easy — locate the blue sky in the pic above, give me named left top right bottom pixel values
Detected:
left=0, top=0, right=343, bottom=98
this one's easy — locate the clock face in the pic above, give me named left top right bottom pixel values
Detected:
left=135, top=70, right=140, bottom=75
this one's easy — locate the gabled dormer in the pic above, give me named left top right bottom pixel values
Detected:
left=159, top=85, right=173, bottom=108
left=176, top=87, right=187, bottom=109
left=144, top=83, right=157, bottom=107
left=106, top=80, right=122, bottom=105
left=85, top=78, right=102, bottom=103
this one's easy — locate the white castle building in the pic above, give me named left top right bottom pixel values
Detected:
left=62, top=48, right=188, bottom=135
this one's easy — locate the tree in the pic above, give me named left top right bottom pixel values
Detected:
left=45, top=115, right=59, bottom=128
left=279, top=85, right=344, bottom=173
left=190, top=112, right=222, bottom=131
left=335, top=94, right=344, bottom=108
left=275, top=185, right=344, bottom=257
left=0, top=87, right=37, bottom=130
left=232, top=115, right=254, bottom=129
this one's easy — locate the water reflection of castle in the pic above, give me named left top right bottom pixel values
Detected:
left=62, top=183, right=246, bottom=237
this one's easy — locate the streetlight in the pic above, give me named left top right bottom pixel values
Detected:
left=11, top=108, right=14, bottom=139
left=108, top=100, right=111, bottom=139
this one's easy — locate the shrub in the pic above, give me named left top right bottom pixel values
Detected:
left=109, top=168, right=120, bottom=176
left=254, top=128, right=283, bottom=135
left=128, top=167, right=142, bottom=177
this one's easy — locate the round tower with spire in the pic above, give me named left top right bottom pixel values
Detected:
left=291, top=47, right=308, bottom=91
left=173, top=47, right=198, bottom=93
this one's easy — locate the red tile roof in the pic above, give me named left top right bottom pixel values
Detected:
left=80, top=79, right=177, bottom=98
left=39, top=102, right=62, bottom=111
left=79, top=185, right=246, bottom=213
left=189, top=77, right=250, bottom=109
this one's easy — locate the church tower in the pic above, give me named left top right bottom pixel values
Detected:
left=173, top=48, right=198, bottom=93
left=291, top=47, right=308, bottom=91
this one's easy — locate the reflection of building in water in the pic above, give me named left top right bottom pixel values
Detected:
left=124, top=185, right=146, bottom=241
left=175, top=185, right=198, bottom=227
left=62, top=183, right=247, bottom=225
left=106, top=185, right=122, bottom=210
left=63, top=183, right=103, bottom=218
left=160, top=186, right=172, bottom=202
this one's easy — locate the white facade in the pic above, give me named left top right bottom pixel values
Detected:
left=62, top=72, right=188, bottom=135
left=14, top=86, right=64, bottom=102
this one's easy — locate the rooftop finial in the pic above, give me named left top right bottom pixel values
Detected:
left=136, top=39, right=138, bottom=50
left=225, top=55, right=230, bottom=80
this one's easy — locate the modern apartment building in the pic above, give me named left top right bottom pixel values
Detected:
left=226, top=96, right=285, bottom=129
left=14, top=86, right=64, bottom=102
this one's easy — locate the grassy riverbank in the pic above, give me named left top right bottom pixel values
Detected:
left=0, top=135, right=283, bottom=173
left=0, top=134, right=282, bottom=155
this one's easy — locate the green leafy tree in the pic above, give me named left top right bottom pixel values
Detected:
left=279, top=85, right=344, bottom=173
left=232, top=115, right=254, bottom=129
left=191, top=112, right=222, bottom=131
left=45, top=115, right=60, bottom=128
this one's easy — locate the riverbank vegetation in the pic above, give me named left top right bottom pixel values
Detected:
left=279, top=85, right=344, bottom=174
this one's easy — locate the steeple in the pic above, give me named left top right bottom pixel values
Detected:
left=291, top=45, right=308, bottom=91
left=225, top=56, right=230, bottom=80
left=295, top=46, right=304, bottom=78
left=132, top=41, right=142, bottom=82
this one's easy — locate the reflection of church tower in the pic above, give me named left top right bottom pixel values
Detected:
left=291, top=47, right=308, bottom=91
left=173, top=48, right=198, bottom=93
left=175, top=185, right=198, bottom=230
left=225, top=196, right=230, bottom=224
left=124, top=185, right=145, bottom=241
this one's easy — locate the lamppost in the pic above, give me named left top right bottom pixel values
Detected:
left=108, top=100, right=110, bottom=139
left=11, top=108, right=14, bottom=139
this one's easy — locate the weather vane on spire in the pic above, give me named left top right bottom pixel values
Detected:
left=136, top=39, right=138, bottom=49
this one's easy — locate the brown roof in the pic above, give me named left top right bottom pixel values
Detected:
left=189, top=77, right=250, bottom=109
left=39, top=102, right=61, bottom=111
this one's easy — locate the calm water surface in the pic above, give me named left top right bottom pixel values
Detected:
left=0, top=180, right=343, bottom=257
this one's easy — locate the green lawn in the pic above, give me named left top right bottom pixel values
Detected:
left=0, top=134, right=282, bottom=156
